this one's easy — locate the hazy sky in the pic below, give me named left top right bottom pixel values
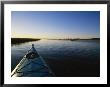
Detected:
left=11, top=11, right=100, bottom=39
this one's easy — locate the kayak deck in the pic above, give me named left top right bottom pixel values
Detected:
left=11, top=44, right=54, bottom=77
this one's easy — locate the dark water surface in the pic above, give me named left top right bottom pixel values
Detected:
left=11, top=40, right=100, bottom=77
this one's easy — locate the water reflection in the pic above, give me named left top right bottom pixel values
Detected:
left=11, top=39, right=100, bottom=76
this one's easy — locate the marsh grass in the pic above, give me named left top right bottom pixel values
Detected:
left=11, top=38, right=41, bottom=45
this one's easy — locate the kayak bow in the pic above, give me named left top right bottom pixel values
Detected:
left=11, top=44, right=54, bottom=77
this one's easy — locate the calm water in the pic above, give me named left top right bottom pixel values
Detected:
left=11, top=40, right=100, bottom=76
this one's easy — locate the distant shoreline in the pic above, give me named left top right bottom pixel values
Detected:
left=47, top=38, right=100, bottom=41
left=70, top=38, right=100, bottom=41
left=11, top=38, right=41, bottom=44
left=11, top=38, right=100, bottom=45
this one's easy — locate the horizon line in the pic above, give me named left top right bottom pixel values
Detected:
left=11, top=37, right=100, bottom=39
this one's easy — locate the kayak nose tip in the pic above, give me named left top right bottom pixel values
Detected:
left=32, top=44, right=34, bottom=47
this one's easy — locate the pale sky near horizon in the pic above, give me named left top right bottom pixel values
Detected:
left=11, top=11, right=100, bottom=39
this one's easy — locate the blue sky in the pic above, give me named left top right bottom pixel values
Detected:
left=11, top=11, right=100, bottom=39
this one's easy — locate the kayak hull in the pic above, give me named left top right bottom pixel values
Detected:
left=11, top=45, right=54, bottom=77
left=11, top=56, right=54, bottom=77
